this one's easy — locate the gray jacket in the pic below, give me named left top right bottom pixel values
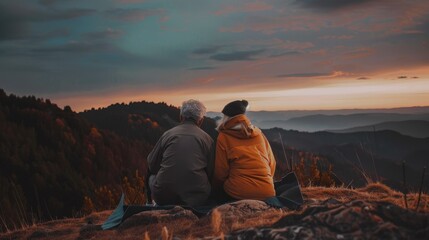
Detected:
left=147, top=120, right=214, bottom=206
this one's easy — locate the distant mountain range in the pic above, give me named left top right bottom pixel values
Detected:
left=328, top=120, right=429, bottom=138
left=208, top=106, right=429, bottom=120
left=209, top=107, right=429, bottom=138
left=263, top=128, right=429, bottom=190
left=263, top=113, right=429, bottom=132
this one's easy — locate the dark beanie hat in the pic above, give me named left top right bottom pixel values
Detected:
left=222, top=100, right=248, bottom=117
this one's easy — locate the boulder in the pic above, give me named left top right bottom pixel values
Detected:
left=224, top=200, right=429, bottom=239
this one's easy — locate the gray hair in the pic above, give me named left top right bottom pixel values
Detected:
left=180, top=99, right=207, bottom=121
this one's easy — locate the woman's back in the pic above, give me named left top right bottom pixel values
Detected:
left=214, top=114, right=276, bottom=200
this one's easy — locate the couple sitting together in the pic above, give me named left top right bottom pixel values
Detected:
left=147, top=99, right=276, bottom=206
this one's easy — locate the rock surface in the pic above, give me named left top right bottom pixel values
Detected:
left=223, top=199, right=429, bottom=239
left=1, top=183, right=428, bottom=239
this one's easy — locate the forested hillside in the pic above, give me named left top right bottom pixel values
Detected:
left=0, top=89, right=152, bottom=231
left=79, top=101, right=218, bottom=142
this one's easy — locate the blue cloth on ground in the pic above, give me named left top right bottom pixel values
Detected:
left=102, top=172, right=303, bottom=230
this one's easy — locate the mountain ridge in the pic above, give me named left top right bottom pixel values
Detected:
left=328, top=120, right=429, bottom=138
left=208, top=106, right=429, bottom=120
left=263, top=128, right=429, bottom=189
left=257, top=112, right=429, bottom=132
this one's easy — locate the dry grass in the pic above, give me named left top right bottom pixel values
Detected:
left=211, top=209, right=222, bottom=235
left=1, top=183, right=428, bottom=240
left=161, top=226, right=172, bottom=240
left=228, top=208, right=285, bottom=232
left=144, top=231, right=150, bottom=240
left=303, top=182, right=429, bottom=213
left=0, top=210, right=112, bottom=240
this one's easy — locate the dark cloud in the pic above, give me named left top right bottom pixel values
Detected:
left=0, top=3, right=31, bottom=40
left=0, top=2, right=95, bottom=40
left=38, top=0, right=58, bottom=6
left=412, top=76, right=419, bottom=79
left=40, top=28, right=70, bottom=38
left=269, top=51, right=301, bottom=58
left=33, top=41, right=112, bottom=53
left=0, top=19, right=28, bottom=40
left=192, top=46, right=224, bottom=55
left=296, top=0, right=374, bottom=10
left=398, top=76, right=408, bottom=79
left=22, top=38, right=185, bottom=70
left=417, top=20, right=429, bottom=35
left=210, top=49, right=264, bottom=61
left=1, top=3, right=95, bottom=22
left=84, top=28, right=124, bottom=40
left=38, top=0, right=81, bottom=7
left=104, top=8, right=165, bottom=22
left=188, top=66, right=217, bottom=71
left=277, top=72, right=331, bottom=78
left=23, top=28, right=70, bottom=43
left=357, top=77, right=370, bottom=80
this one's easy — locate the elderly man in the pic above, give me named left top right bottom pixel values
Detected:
left=147, top=99, right=214, bottom=206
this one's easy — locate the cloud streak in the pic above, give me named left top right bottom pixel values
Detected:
left=276, top=72, right=333, bottom=78
left=214, top=1, right=273, bottom=15
left=0, top=2, right=95, bottom=40
left=269, top=51, right=301, bottom=58
left=210, top=49, right=265, bottom=61
left=296, top=0, right=376, bottom=10
left=84, top=28, right=124, bottom=40
left=33, top=41, right=113, bottom=53
left=193, top=46, right=224, bottom=55
left=104, top=8, right=165, bottom=22
left=188, top=66, right=217, bottom=71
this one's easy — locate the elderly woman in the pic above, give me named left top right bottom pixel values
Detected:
left=213, top=100, right=276, bottom=201
left=147, top=99, right=214, bottom=206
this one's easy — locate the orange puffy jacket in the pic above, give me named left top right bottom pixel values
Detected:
left=213, top=114, right=276, bottom=200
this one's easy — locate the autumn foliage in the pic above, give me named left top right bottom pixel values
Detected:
left=82, top=170, right=147, bottom=214
left=0, top=89, right=151, bottom=231
left=270, top=141, right=338, bottom=187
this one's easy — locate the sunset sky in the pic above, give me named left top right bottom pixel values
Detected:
left=1, top=0, right=429, bottom=112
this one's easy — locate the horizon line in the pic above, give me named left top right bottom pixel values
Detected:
left=2, top=88, right=429, bottom=113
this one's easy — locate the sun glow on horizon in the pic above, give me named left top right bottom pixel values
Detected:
left=48, top=76, right=429, bottom=112
left=196, top=77, right=429, bottom=111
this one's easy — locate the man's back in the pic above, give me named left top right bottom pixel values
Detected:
left=147, top=121, right=214, bottom=206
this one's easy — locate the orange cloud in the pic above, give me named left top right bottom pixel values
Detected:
left=342, top=48, right=374, bottom=60
left=214, top=1, right=273, bottom=15
left=320, top=35, right=354, bottom=40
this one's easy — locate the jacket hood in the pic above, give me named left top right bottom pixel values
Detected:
left=218, top=114, right=261, bottom=139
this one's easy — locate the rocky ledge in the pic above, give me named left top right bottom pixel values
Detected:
left=1, top=183, right=428, bottom=239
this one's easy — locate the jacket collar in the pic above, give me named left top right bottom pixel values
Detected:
left=218, top=114, right=261, bottom=139
left=182, top=119, right=198, bottom=125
